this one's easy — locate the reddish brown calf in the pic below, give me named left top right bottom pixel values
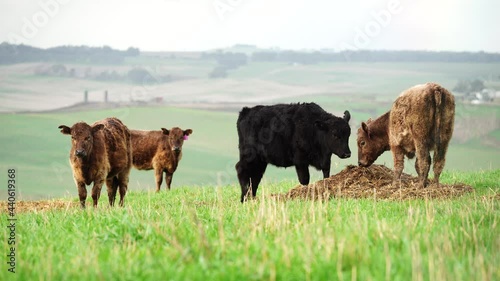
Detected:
left=131, top=127, right=192, bottom=192
left=59, top=117, right=132, bottom=208
left=357, top=82, right=455, bottom=188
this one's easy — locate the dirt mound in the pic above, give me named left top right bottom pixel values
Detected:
left=0, top=200, right=78, bottom=213
left=277, top=165, right=474, bottom=201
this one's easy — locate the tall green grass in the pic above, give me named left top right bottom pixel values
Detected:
left=1, top=170, right=498, bottom=280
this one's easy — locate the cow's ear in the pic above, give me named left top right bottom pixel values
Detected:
left=361, top=122, right=371, bottom=138
left=343, top=110, right=351, bottom=122
left=315, top=120, right=328, bottom=131
left=92, top=124, right=105, bottom=134
left=161, top=128, right=169, bottom=135
left=58, top=125, right=71, bottom=135
left=183, top=129, right=193, bottom=136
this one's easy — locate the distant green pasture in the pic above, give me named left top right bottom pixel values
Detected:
left=232, top=62, right=500, bottom=97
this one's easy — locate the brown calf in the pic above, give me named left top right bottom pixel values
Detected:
left=59, top=117, right=132, bottom=208
left=357, top=82, right=455, bottom=188
left=131, top=127, right=192, bottom=192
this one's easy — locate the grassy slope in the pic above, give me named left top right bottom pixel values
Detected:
left=0, top=105, right=499, bottom=200
left=0, top=170, right=498, bottom=280
left=0, top=60, right=499, bottom=279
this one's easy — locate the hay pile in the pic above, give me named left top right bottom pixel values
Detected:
left=278, top=165, right=474, bottom=201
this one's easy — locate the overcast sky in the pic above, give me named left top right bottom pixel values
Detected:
left=1, top=0, right=499, bottom=52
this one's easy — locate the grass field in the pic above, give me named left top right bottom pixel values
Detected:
left=1, top=59, right=499, bottom=279
left=1, top=170, right=498, bottom=280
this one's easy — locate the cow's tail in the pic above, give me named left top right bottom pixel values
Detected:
left=236, top=107, right=251, bottom=146
left=432, top=83, right=447, bottom=153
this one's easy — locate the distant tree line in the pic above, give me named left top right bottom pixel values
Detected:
left=453, top=79, right=496, bottom=103
left=453, top=79, right=485, bottom=93
left=199, top=49, right=500, bottom=78
left=3, top=42, right=499, bottom=66
left=0, top=43, right=140, bottom=64
left=201, top=52, right=248, bottom=78
left=34, top=64, right=173, bottom=84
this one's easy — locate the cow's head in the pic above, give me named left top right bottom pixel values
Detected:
left=58, top=122, right=104, bottom=158
left=357, top=119, right=387, bottom=167
left=161, top=127, right=193, bottom=155
left=315, top=110, right=351, bottom=159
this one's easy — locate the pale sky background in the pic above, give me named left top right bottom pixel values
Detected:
left=0, top=0, right=499, bottom=52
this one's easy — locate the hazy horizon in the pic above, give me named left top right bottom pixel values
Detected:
left=1, top=0, right=499, bottom=53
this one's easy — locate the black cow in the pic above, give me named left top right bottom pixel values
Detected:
left=235, top=103, right=351, bottom=202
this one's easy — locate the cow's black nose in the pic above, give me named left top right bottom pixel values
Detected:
left=173, top=147, right=181, bottom=152
left=75, top=150, right=85, bottom=157
left=340, top=153, right=351, bottom=159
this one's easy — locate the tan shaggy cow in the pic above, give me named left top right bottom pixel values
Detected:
left=357, top=82, right=455, bottom=188
left=131, top=127, right=192, bottom=192
left=59, top=117, right=132, bottom=208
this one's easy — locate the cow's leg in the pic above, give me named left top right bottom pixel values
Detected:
left=155, top=168, right=163, bottom=192
left=91, top=180, right=104, bottom=208
left=322, top=159, right=331, bottom=179
left=117, top=172, right=129, bottom=207
left=391, top=146, right=405, bottom=187
left=77, top=182, right=87, bottom=209
left=415, top=146, right=431, bottom=188
left=433, top=142, right=450, bottom=188
left=165, top=172, right=173, bottom=190
left=236, top=161, right=250, bottom=203
left=414, top=158, right=421, bottom=178
left=106, top=177, right=118, bottom=207
left=295, top=165, right=310, bottom=185
left=250, top=161, right=267, bottom=198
